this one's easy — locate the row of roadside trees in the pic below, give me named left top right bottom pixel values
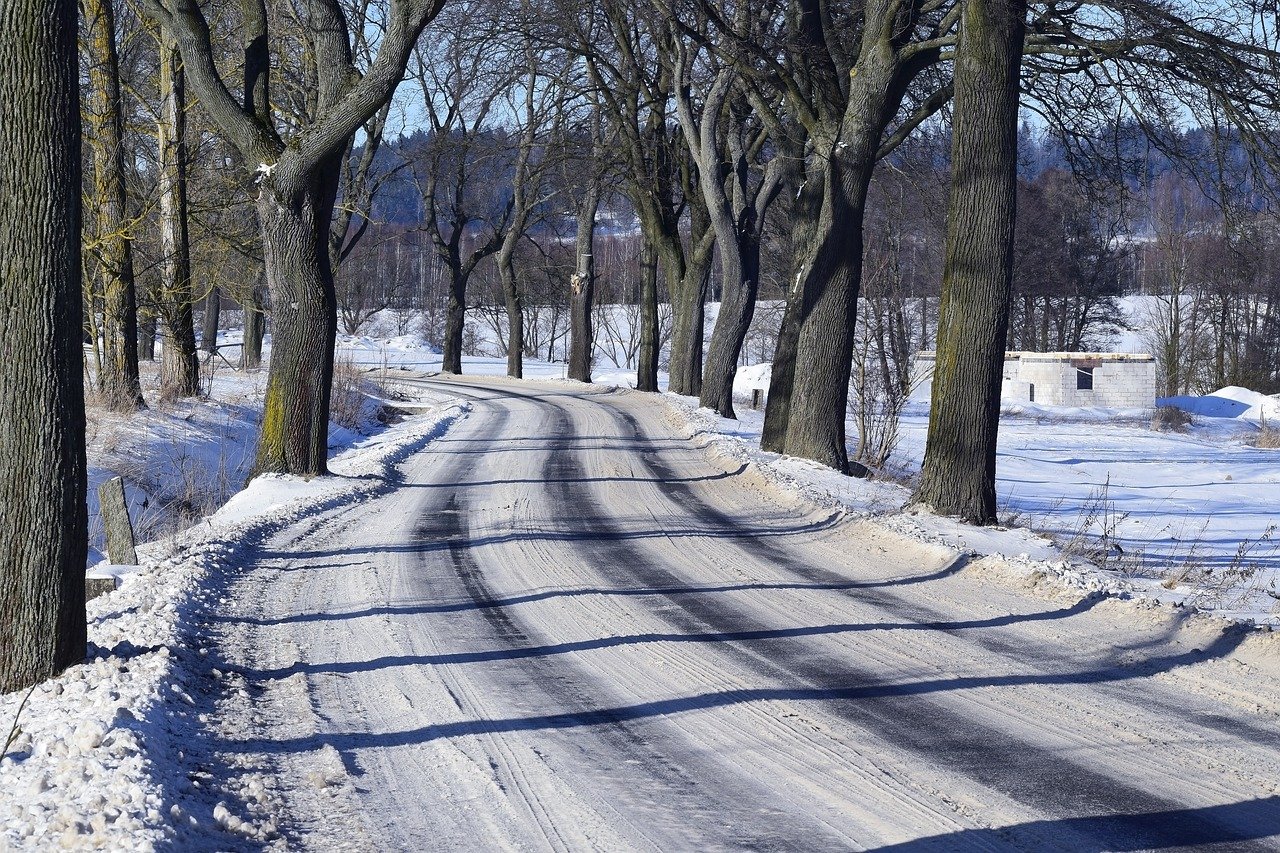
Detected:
left=4, top=0, right=1280, bottom=692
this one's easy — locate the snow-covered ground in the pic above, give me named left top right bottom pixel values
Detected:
left=670, top=377, right=1280, bottom=628
left=5, top=299, right=1278, bottom=848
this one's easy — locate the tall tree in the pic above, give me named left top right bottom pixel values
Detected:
left=578, top=0, right=715, bottom=395
left=84, top=0, right=145, bottom=411
left=566, top=108, right=606, bottom=384
left=408, top=0, right=514, bottom=374
left=913, top=0, right=1027, bottom=524
left=155, top=34, right=201, bottom=398
left=142, top=0, right=447, bottom=475
left=673, top=34, right=795, bottom=418
left=0, top=0, right=88, bottom=692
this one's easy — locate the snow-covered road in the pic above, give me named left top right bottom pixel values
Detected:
left=213, top=377, right=1280, bottom=851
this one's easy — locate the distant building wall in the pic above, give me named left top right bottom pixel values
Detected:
left=913, top=352, right=1156, bottom=409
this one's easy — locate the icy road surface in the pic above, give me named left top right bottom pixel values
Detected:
left=217, top=377, right=1280, bottom=851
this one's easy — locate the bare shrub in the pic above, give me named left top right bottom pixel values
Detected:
left=1151, top=405, right=1192, bottom=432
left=1167, top=525, right=1278, bottom=611
left=1253, top=415, right=1280, bottom=449
left=331, top=358, right=375, bottom=430
left=1055, top=475, right=1137, bottom=572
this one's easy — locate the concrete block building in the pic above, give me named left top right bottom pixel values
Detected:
left=913, top=351, right=1157, bottom=409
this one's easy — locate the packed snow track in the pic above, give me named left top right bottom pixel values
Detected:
left=215, top=377, right=1280, bottom=851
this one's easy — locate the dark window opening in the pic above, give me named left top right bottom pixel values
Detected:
left=1029, top=383, right=1035, bottom=402
left=1076, top=367, right=1094, bottom=391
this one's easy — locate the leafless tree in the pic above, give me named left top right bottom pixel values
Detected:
left=0, top=0, right=88, bottom=692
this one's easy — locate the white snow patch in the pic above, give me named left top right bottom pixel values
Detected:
left=0, top=395, right=469, bottom=850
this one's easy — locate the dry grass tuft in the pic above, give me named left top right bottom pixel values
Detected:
left=1253, top=416, right=1280, bottom=449
left=1151, top=405, right=1192, bottom=433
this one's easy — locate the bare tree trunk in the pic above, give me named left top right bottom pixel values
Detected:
left=702, top=231, right=762, bottom=417
left=0, top=0, right=88, bottom=692
left=241, top=284, right=265, bottom=369
left=442, top=263, right=465, bottom=374
left=156, top=35, right=200, bottom=398
left=201, top=285, right=221, bottom=355
left=84, top=0, right=143, bottom=411
left=637, top=242, right=660, bottom=392
left=666, top=252, right=711, bottom=397
left=498, top=250, right=524, bottom=379
left=252, top=163, right=340, bottom=476
left=913, top=0, right=1027, bottom=524
left=568, top=184, right=601, bottom=383
left=143, top=0, right=445, bottom=477
left=761, top=174, right=821, bottom=453
left=137, top=303, right=157, bottom=361
left=780, top=148, right=877, bottom=474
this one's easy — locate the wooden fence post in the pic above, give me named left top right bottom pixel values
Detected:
left=97, top=476, right=137, bottom=565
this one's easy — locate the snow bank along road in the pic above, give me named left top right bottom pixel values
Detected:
left=215, top=376, right=1280, bottom=851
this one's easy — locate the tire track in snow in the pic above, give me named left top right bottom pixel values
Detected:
left=412, top=398, right=858, bottom=851
left=420, top=378, right=1280, bottom=851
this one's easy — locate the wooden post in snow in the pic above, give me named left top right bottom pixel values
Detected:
left=97, top=476, right=137, bottom=565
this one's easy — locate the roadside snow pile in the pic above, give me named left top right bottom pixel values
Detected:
left=0, top=399, right=470, bottom=851
left=336, top=333, right=442, bottom=370
left=84, top=370, right=264, bottom=566
left=732, top=362, right=772, bottom=398
left=1161, top=385, right=1280, bottom=422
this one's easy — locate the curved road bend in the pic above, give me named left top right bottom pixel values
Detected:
left=218, top=376, right=1280, bottom=852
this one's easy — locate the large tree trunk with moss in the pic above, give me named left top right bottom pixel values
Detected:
left=637, top=242, right=660, bottom=392
left=145, top=0, right=445, bottom=478
left=252, top=163, right=341, bottom=476
left=84, top=0, right=143, bottom=411
left=156, top=35, right=200, bottom=398
left=0, top=0, right=88, bottom=692
left=913, top=0, right=1027, bottom=524
left=568, top=186, right=600, bottom=383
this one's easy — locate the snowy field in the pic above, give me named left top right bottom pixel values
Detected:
left=676, top=389, right=1280, bottom=628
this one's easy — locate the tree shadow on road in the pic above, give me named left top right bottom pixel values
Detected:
left=863, top=796, right=1280, bottom=852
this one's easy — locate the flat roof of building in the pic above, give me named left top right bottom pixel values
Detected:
left=915, top=351, right=1154, bottom=362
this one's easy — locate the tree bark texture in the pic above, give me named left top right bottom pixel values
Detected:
left=201, top=285, right=221, bottom=354
left=252, top=161, right=341, bottom=476
left=83, top=0, right=144, bottom=411
left=0, top=0, right=88, bottom=692
left=637, top=243, right=660, bottom=392
left=702, top=229, right=762, bottom=418
left=242, top=284, right=265, bottom=369
left=760, top=275, right=806, bottom=453
left=156, top=35, right=200, bottom=398
left=666, top=247, right=710, bottom=398
left=913, top=0, right=1027, bottom=524
left=568, top=185, right=601, bottom=383
left=147, top=0, right=446, bottom=476
left=780, top=146, right=875, bottom=474
left=765, top=14, right=920, bottom=474
left=442, top=261, right=466, bottom=374
left=498, top=250, right=524, bottom=379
